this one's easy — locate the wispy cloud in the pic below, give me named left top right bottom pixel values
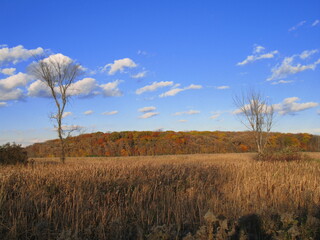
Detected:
left=271, top=80, right=294, bottom=85
left=101, top=58, right=137, bottom=75
left=159, top=84, right=202, bottom=97
left=131, top=71, right=147, bottom=79
left=215, top=85, right=230, bottom=90
left=102, top=110, right=118, bottom=115
left=210, top=113, right=221, bottom=119
left=0, top=102, right=7, bottom=107
left=312, top=20, right=320, bottom=27
left=136, top=81, right=173, bottom=94
left=267, top=51, right=320, bottom=81
left=62, top=112, right=72, bottom=118
left=237, top=45, right=278, bottom=66
left=83, top=110, right=93, bottom=115
left=139, top=112, right=159, bottom=119
left=288, top=20, right=306, bottom=32
left=138, top=106, right=156, bottom=112
left=178, top=119, right=187, bottom=122
left=174, top=110, right=200, bottom=116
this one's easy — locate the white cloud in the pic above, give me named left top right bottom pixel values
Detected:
left=0, top=72, right=33, bottom=90
left=131, top=71, right=147, bottom=79
left=215, top=85, right=230, bottom=90
left=139, top=112, right=159, bottom=119
left=0, top=68, right=16, bottom=75
left=28, top=77, right=99, bottom=98
left=288, top=20, right=306, bottom=32
left=178, top=119, right=187, bottom=122
left=299, top=49, right=318, bottom=59
left=102, top=58, right=137, bottom=75
left=237, top=48, right=279, bottom=66
left=135, top=81, right=173, bottom=94
left=83, top=110, right=93, bottom=115
left=273, top=97, right=318, bottom=115
left=210, top=113, right=220, bottom=119
left=253, top=45, right=265, bottom=54
left=100, top=80, right=123, bottom=97
left=271, top=80, right=293, bottom=85
left=312, top=20, right=320, bottom=27
left=67, top=78, right=98, bottom=96
left=102, top=110, right=118, bottom=115
left=137, top=50, right=147, bottom=55
left=60, top=124, right=83, bottom=131
left=138, top=106, right=156, bottom=112
left=267, top=55, right=320, bottom=81
left=0, top=102, right=7, bottom=107
left=174, top=110, right=200, bottom=116
left=159, top=84, right=202, bottom=97
left=0, top=88, right=23, bottom=101
left=62, top=112, right=72, bottom=118
left=0, top=45, right=44, bottom=65
left=27, top=80, right=51, bottom=97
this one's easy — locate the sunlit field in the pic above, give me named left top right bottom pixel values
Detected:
left=1, top=153, right=320, bottom=239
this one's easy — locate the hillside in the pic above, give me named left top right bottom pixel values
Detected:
left=26, top=131, right=320, bottom=158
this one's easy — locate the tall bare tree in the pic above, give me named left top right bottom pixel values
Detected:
left=29, top=54, right=83, bottom=163
left=234, top=90, right=274, bottom=155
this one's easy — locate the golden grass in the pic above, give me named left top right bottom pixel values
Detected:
left=0, top=153, right=320, bottom=239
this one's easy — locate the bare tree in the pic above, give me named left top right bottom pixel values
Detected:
left=29, top=54, right=83, bottom=163
left=234, top=90, right=274, bottom=155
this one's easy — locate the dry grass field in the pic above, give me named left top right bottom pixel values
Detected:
left=1, top=153, right=320, bottom=239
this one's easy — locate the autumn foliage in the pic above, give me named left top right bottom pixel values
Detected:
left=26, top=131, right=320, bottom=158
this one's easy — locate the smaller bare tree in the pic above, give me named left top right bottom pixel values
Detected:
left=29, top=54, right=83, bottom=163
left=234, top=90, right=274, bottom=155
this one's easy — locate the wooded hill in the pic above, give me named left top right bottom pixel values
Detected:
left=26, top=131, right=320, bottom=158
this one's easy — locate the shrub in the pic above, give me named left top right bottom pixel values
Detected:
left=0, top=142, right=28, bottom=165
left=256, top=147, right=310, bottom=162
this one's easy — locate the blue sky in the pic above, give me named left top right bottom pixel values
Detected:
left=0, top=0, right=319, bottom=146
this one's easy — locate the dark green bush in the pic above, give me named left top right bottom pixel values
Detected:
left=256, top=147, right=310, bottom=162
left=0, top=142, right=28, bottom=165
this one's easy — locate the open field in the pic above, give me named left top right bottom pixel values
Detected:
left=1, top=153, right=320, bottom=239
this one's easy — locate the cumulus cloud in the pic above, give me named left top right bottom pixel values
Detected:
left=0, top=102, right=7, bottom=107
left=215, top=85, right=230, bottom=90
left=100, top=80, right=123, bottom=97
left=273, top=97, right=318, bottom=115
left=60, top=125, right=84, bottom=131
left=0, top=45, right=44, bottom=65
left=138, top=106, right=156, bottom=112
left=62, top=112, right=72, bottom=118
left=139, top=112, right=159, bottom=119
left=102, top=110, right=118, bottom=115
left=131, top=71, right=147, bottom=79
left=135, top=81, right=173, bottom=94
left=0, top=72, right=33, bottom=91
left=0, top=68, right=16, bottom=75
left=174, top=110, right=200, bottom=116
left=102, top=58, right=137, bottom=75
left=67, top=78, right=98, bottom=96
left=312, top=20, right=320, bottom=27
left=28, top=77, right=99, bottom=98
left=83, top=110, right=93, bottom=115
left=159, top=84, right=202, bottom=97
left=288, top=20, right=306, bottom=32
left=267, top=54, right=320, bottom=81
left=237, top=46, right=279, bottom=66
left=0, top=88, right=23, bottom=101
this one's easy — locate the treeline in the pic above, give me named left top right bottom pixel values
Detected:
left=26, top=131, right=320, bottom=158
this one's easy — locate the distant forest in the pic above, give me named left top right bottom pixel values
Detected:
left=26, top=131, right=320, bottom=158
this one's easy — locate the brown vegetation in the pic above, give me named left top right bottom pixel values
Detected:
left=1, top=153, right=320, bottom=239
left=26, top=131, right=320, bottom=158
